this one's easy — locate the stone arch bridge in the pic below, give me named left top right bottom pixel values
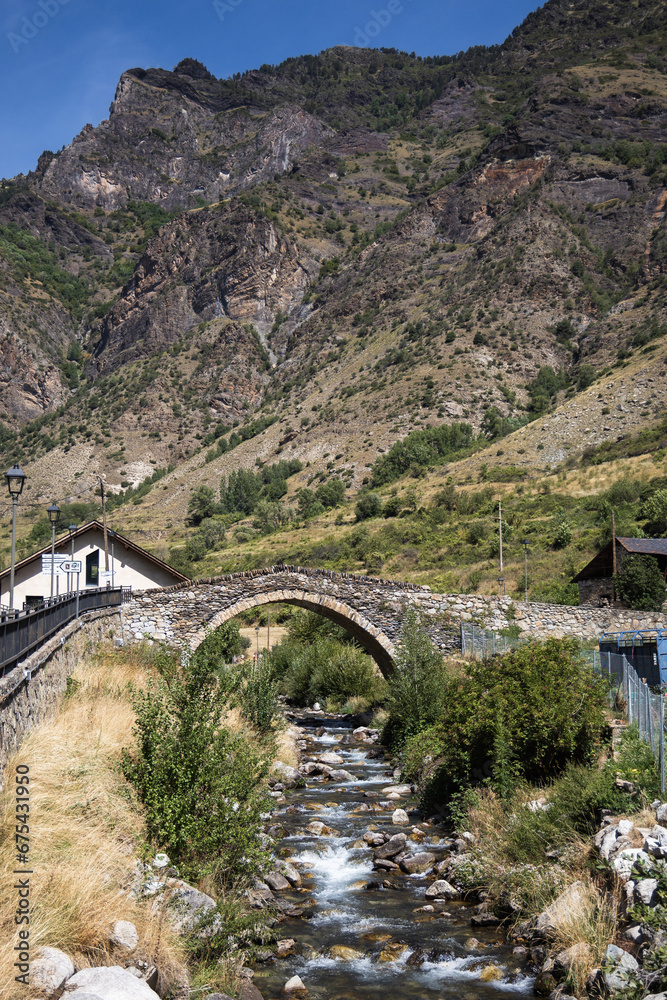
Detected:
left=122, top=566, right=459, bottom=675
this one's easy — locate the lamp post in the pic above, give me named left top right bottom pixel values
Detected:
left=522, top=538, right=529, bottom=603
left=68, top=524, right=77, bottom=596
left=5, top=464, right=26, bottom=612
left=47, top=502, right=60, bottom=600
left=255, top=625, right=260, bottom=668
left=498, top=575, right=504, bottom=597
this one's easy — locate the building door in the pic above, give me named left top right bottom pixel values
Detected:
left=86, top=550, right=99, bottom=587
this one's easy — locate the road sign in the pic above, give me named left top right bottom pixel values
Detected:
left=99, top=570, right=113, bottom=583
left=61, top=560, right=82, bottom=574
left=41, top=554, right=67, bottom=576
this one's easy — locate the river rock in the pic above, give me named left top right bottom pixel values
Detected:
left=319, top=752, right=344, bottom=765
left=275, top=939, right=296, bottom=958
left=424, top=879, right=458, bottom=900
left=392, top=808, right=410, bottom=825
left=108, top=919, right=139, bottom=952
left=264, top=872, right=291, bottom=891
left=283, top=974, right=307, bottom=992
left=363, top=830, right=386, bottom=846
left=479, top=965, right=503, bottom=982
left=533, top=882, right=586, bottom=940
left=378, top=942, right=409, bottom=962
left=31, top=946, right=74, bottom=995
left=65, top=966, right=159, bottom=999
left=552, top=941, right=590, bottom=975
left=374, top=833, right=407, bottom=859
left=399, top=853, right=436, bottom=874
left=164, top=879, right=221, bottom=936
left=328, top=768, right=356, bottom=782
left=604, top=943, right=639, bottom=993
left=374, top=858, right=399, bottom=871
left=382, top=784, right=412, bottom=796
left=271, top=763, right=306, bottom=789
left=306, top=821, right=340, bottom=836
left=644, top=994, right=667, bottom=1000
left=281, top=863, right=302, bottom=887
left=330, top=945, right=365, bottom=960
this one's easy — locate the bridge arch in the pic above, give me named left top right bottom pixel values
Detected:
left=187, top=589, right=397, bottom=676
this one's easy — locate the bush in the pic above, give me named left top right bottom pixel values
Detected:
left=278, top=636, right=380, bottom=707
left=616, top=554, right=667, bottom=611
left=419, top=638, right=608, bottom=805
left=121, top=645, right=270, bottom=888
left=187, top=485, right=220, bottom=525
left=355, top=492, right=383, bottom=521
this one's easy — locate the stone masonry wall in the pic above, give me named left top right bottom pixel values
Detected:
left=121, top=566, right=667, bottom=668
left=0, top=609, right=122, bottom=777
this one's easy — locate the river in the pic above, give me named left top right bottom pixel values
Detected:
left=251, top=716, right=535, bottom=1000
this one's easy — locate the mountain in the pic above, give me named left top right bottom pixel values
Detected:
left=0, top=0, right=666, bottom=564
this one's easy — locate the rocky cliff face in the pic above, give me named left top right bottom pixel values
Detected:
left=91, top=201, right=315, bottom=374
left=38, top=65, right=333, bottom=212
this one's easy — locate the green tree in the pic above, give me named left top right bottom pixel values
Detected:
left=642, top=489, right=667, bottom=537
left=187, top=485, right=219, bottom=525
left=355, top=492, right=383, bottom=521
left=616, top=554, right=666, bottom=611
left=252, top=499, right=291, bottom=534
left=315, top=477, right=345, bottom=508
left=382, top=608, right=448, bottom=751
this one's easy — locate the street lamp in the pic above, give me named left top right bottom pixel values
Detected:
left=5, top=464, right=26, bottom=612
left=255, top=625, right=260, bottom=668
left=47, top=502, right=61, bottom=600
left=498, top=575, right=504, bottom=596
left=68, top=524, right=77, bottom=596
left=522, top=538, right=529, bottom=603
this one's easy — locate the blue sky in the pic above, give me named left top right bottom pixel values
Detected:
left=0, top=0, right=540, bottom=181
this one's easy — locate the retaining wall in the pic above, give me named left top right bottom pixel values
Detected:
left=0, top=609, right=122, bottom=776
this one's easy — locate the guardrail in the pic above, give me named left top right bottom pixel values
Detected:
left=0, top=587, right=128, bottom=677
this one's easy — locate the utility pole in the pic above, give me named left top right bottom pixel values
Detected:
left=498, top=497, right=503, bottom=574
left=612, top=510, right=617, bottom=604
left=99, top=476, right=109, bottom=574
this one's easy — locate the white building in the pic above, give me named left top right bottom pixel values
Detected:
left=0, top=520, right=188, bottom=608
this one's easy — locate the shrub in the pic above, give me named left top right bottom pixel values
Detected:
left=553, top=519, right=573, bottom=549
left=420, top=639, right=608, bottom=805
left=187, top=485, right=220, bottom=525
left=355, top=492, right=383, bottom=521
left=121, top=645, right=270, bottom=888
left=616, top=554, right=667, bottom=611
left=278, top=635, right=379, bottom=707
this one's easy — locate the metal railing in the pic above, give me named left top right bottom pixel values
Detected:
left=461, top=623, right=666, bottom=788
left=0, top=587, right=128, bottom=677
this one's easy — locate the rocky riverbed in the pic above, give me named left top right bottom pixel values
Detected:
left=249, top=715, right=535, bottom=999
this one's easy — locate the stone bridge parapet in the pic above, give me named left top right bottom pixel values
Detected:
left=121, top=566, right=666, bottom=674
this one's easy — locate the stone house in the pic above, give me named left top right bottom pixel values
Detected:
left=573, top=536, right=667, bottom=606
left=0, top=520, right=188, bottom=609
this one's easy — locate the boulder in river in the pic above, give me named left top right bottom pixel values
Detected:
left=319, top=752, right=345, bottom=765
left=283, top=974, right=307, bottom=992
left=424, top=879, right=458, bottom=900
left=306, top=820, right=340, bottom=836
left=392, top=808, right=410, bottom=825
left=374, top=833, right=407, bottom=859
left=270, top=762, right=306, bottom=789
left=330, top=945, right=365, bottom=960
left=399, top=853, right=436, bottom=874
left=382, top=784, right=412, bottom=796
left=264, top=871, right=291, bottom=891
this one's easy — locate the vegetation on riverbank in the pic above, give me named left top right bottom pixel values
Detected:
left=0, top=637, right=295, bottom=999
left=378, top=613, right=665, bottom=996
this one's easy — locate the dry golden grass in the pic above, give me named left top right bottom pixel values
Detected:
left=0, top=645, right=186, bottom=1000
left=550, top=882, right=619, bottom=997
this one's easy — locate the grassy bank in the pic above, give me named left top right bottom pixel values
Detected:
left=0, top=638, right=291, bottom=999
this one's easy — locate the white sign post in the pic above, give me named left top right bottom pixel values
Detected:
left=41, top=554, right=67, bottom=577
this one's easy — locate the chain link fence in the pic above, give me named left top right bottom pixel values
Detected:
left=461, top=624, right=666, bottom=788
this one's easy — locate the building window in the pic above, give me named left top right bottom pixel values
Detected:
left=86, top=550, right=99, bottom=587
